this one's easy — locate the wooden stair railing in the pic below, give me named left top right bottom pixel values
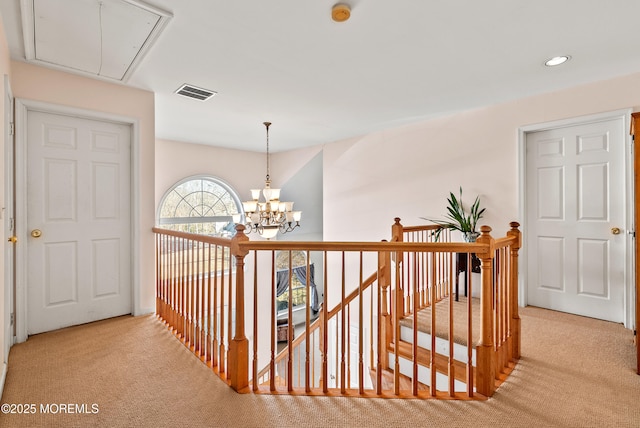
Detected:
left=153, top=218, right=521, bottom=399
left=255, top=270, right=381, bottom=390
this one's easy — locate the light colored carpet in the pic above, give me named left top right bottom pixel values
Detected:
left=399, top=295, right=480, bottom=346
left=0, top=306, right=638, bottom=427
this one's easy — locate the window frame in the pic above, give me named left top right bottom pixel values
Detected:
left=156, top=175, right=244, bottom=236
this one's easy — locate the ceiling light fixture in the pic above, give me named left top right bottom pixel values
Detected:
left=332, top=4, right=351, bottom=22
left=234, top=122, right=301, bottom=240
left=544, top=56, right=571, bottom=67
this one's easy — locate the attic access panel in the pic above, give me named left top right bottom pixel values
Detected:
left=22, top=0, right=171, bottom=81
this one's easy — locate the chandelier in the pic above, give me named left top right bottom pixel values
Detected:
left=234, top=122, right=301, bottom=239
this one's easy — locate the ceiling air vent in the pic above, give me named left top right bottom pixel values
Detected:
left=175, top=84, right=217, bottom=101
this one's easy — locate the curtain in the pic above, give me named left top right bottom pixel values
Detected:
left=276, top=270, right=289, bottom=298
left=292, top=264, right=320, bottom=313
left=276, top=263, right=320, bottom=313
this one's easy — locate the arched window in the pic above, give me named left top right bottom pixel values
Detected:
left=157, top=176, right=242, bottom=237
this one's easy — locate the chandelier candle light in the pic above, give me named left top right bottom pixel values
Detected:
left=233, top=122, right=301, bottom=239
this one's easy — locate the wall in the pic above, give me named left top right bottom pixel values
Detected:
left=323, top=72, right=640, bottom=242
left=155, top=139, right=324, bottom=242
left=155, top=139, right=264, bottom=211
left=10, top=60, right=156, bottom=316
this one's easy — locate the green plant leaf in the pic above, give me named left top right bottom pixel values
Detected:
left=421, top=187, right=485, bottom=240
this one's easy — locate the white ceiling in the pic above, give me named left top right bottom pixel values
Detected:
left=2, top=0, right=640, bottom=152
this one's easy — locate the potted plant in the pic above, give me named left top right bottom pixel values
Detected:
left=422, top=187, right=486, bottom=242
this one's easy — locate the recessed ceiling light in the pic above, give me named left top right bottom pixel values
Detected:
left=544, top=56, right=571, bottom=67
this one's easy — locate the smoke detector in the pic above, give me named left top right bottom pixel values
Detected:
left=332, top=4, right=351, bottom=22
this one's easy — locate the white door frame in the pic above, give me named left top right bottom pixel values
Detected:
left=1, top=75, right=14, bottom=396
left=518, top=109, right=634, bottom=329
left=14, top=98, right=141, bottom=342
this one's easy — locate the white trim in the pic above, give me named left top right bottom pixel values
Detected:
left=0, top=362, right=7, bottom=399
left=14, top=98, right=141, bottom=341
left=3, top=75, right=14, bottom=365
left=518, top=108, right=634, bottom=329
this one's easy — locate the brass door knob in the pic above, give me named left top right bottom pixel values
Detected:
left=7, top=236, right=16, bottom=243
left=611, top=227, right=621, bottom=235
left=31, top=229, right=42, bottom=238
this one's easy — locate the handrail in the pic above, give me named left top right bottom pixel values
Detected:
left=239, top=240, right=486, bottom=253
left=152, top=226, right=233, bottom=246
left=400, top=224, right=441, bottom=233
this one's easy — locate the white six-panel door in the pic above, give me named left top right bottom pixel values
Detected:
left=26, top=110, right=131, bottom=335
left=526, top=117, right=626, bottom=323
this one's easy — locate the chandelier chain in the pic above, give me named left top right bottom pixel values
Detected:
left=264, top=121, right=271, bottom=181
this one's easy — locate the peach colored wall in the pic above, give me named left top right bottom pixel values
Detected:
left=10, top=60, right=156, bottom=316
left=154, top=139, right=323, bottom=221
left=323, top=72, right=640, bottom=242
left=0, top=15, right=10, bottom=379
left=155, top=139, right=266, bottom=210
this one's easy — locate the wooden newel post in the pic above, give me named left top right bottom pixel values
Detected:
left=229, top=224, right=250, bottom=392
left=475, top=225, right=496, bottom=397
left=392, top=217, right=403, bottom=243
left=378, top=245, right=392, bottom=369
left=507, top=222, right=522, bottom=360
left=391, top=218, right=407, bottom=315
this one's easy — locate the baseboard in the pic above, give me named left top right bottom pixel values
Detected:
left=0, top=362, right=7, bottom=400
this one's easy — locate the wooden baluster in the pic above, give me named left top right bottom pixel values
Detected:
left=218, top=246, right=226, bottom=374
left=394, top=249, right=402, bottom=395
left=270, top=251, right=276, bottom=391
left=340, top=252, right=346, bottom=394
left=165, top=234, right=169, bottom=325
left=320, top=251, right=329, bottom=394
left=466, top=250, right=474, bottom=397
left=306, top=251, right=312, bottom=393
left=187, top=239, right=195, bottom=350
left=475, top=226, right=496, bottom=397
left=228, top=224, right=249, bottom=392
left=206, top=243, right=212, bottom=365
left=212, top=244, right=219, bottom=369
left=507, top=222, right=521, bottom=360
left=172, top=236, right=178, bottom=334
left=170, top=235, right=176, bottom=331
left=287, top=251, right=294, bottom=391
left=429, top=251, right=436, bottom=397
left=195, top=241, right=201, bottom=355
left=155, top=233, right=160, bottom=317
left=185, top=239, right=190, bottom=345
left=448, top=250, right=455, bottom=397
left=226, top=246, right=233, bottom=380
left=347, top=304, right=351, bottom=391
left=501, top=247, right=508, bottom=370
left=184, top=237, right=189, bottom=340
left=412, top=251, right=419, bottom=396
left=157, top=234, right=162, bottom=321
left=179, top=237, right=185, bottom=340
left=199, top=242, right=206, bottom=359
left=322, top=251, right=328, bottom=394
left=252, top=250, right=259, bottom=391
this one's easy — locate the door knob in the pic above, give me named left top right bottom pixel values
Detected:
left=31, top=229, right=42, bottom=238
left=7, top=236, right=16, bottom=243
left=611, top=227, right=621, bottom=235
